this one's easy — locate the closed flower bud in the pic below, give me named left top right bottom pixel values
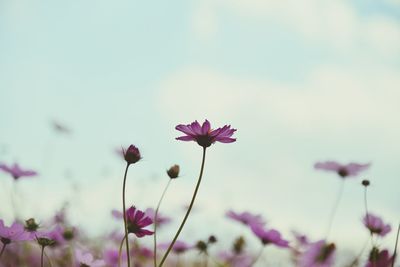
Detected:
left=25, top=218, right=39, bottom=232
left=167, top=165, right=180, bottom=179
left=63, top=228, right=75, bottom=240
left=123, top=145, right=141, bottom=165
left=362, top=179, right=370, bottom=187
left=196, top=240, right=208, bottom=252
left=208, top=235, right=217, bottom=244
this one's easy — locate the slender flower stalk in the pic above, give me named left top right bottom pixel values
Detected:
left=154, top=179, right=172, bottom=267
left=392, top=222, right=400, bottom=267
left=362, top=180, right=374, bottom=246
left=249, top=246, right=264, bottom=267
left=118, top=235, right=126, bottom=267
left=158, top=147, right=207, bottom=267
left=41, top=245, right=45, bottom=267
left=325, top=179, right=345, bottom=239
left=0, top=242, right=6, bottom=259
left=122, top=163, right=131, bottom=267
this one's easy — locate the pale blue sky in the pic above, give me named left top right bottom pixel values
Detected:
left=0, top=0, right=399, bottom=260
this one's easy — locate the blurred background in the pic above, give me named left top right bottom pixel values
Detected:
left=0, top=0, right=399, bottom=263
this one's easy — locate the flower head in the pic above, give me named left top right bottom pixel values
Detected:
left=126, top=206, right=154, bottom=238
left=299, top=240, right=336, bottom=267
left=250, top=225, right=289, bottom=248
left=167, top=164, right=180, bottom=179
left=226, top=210, right=265, bottom=227
left=123, top=145, right=141, bottom=165
left=314, top=161, right=370, bottom=178
left=0, top=220, right=31, bottom=245
left=365, top=247, right=393, bottom=267
left=0, top=163, right=37, bottom=180
left=363, top=213, right=391, bottom=237
left=176, top=120, right=236, bottom=148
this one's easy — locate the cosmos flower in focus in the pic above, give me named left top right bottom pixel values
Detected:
left=126, top=206, right=154, bottom=238
left=176, top=120, right=236, bottom=148
left=226, top=210, right=265, bottom=227
left=0, top=163, right=37, bottom=180
left=299, top=240, right=336, bottom=267
left=250, top=225, right=289, bottom=248
left=363, top=213, right=391, bottom=237
left=314, top=161, right=370, bottom=178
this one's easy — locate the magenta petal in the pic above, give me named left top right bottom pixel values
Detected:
left=201, top=120, right=211, bottom=134
left=176, top=136, right=195, bottom=141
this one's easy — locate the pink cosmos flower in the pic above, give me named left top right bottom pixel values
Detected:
left=250, top=225, right=289, bottom=248
left=159, top=240, right=193, bottom=254
left=145, top=208, right=171, bottom=226
left=126, top=206, right=154, bottom=238
left=75, top=249, right=105, bottom=267
left=363, top=213, right=391, bottom=237
left=0, top=163, right=37, bottom=180
left=176, top=119, right=236, bottom=148
left=111, top=209, right=124, bottom=220
left=0, top=220, right=31, bottom=245
left=104, top=249, right=126, bottom=267
left=314, top=161, right=370, bottom=178
left=365, top=248, right=394, bottom=267
left=226, top=210, right=265, bottom=227
left=299, top=240, right=336, bottom=267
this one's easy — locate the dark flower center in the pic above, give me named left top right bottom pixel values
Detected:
left=337, top=167, right=348, bottom=177
left=1, top=237, right=11, bottom=245
left=127, top=223, right=141, bottom=234
left=195, top=135, right=213, bottom=148
left=316, top=243, right=335, bottom=262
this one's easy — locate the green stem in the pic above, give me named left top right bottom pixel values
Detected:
left=249, top=246, right=264, bottom=267
left=122, top=163, right=131, bottom=267
left=392, top=222, right=400, bottom=267
left=118, top=235, right=127, bottom=267
left=154, top=179, right=172, bottom=267
left=158, top=147, right=207, bottom=267
left=41, top=246, right=45, bottom=267
left=325, top=179, right=345, bottom=239
left=0, top=243, right=6, bottom=259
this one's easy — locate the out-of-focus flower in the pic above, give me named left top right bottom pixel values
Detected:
left=24, top=218, right=39, bottom=233
left=167, top=164, right=180, bottom=179
left=176, top=119, right=236, bottom=148
left=51, top=120, right=71, bottom=134
left=104, top=249, right=126, bottom=267
left=219, top=250, right=253, bottom=267
left=123, top=145, right=141, bottom=165
left=159, top=240, right=193, bottom=254
left=131, top=245, right=154, bottom=259
left=0, top=163, right=37, bottom=180
left=145, top=208, right=171, bottom=226
left=111, top=209, right=124, bottom=220
left=292, top=231, right=309, bottom=246
left=363, top=213, right=391, bottom=237
left=314, top=161, right=370, bottom=178
left=299, top=240, right=336, bottom=267
left=75, top=249, right=105, bottom=267
left=0, top=220, right=31, bottom=245
left=126, top=206, right=154, bottom=238
left=365, top=247, right=393, bottom=267
left=226, top=210, right=265, bottom=227
left=250, top=225, right=289, bottom=248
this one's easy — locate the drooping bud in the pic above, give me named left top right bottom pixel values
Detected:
left=25, top=218, right=39, bottom=232
left=123, top=145, right=141, bottom=165
left=167, top=165, right=180, bottom=179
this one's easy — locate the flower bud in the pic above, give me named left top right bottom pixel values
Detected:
left=362, top=179, right=370, bottom=187
left=25, top=218, right=39, bottom=232
left=208, top=235, right=217, bottom=244
left=123, top=145, right=141, bottom=165
left=167, top=165, right=180, bottom=179
left=37, top=237, right=55, bottom=247
left=196, top=240, right=208, bottom=252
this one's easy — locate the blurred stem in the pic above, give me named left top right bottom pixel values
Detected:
left=392, top=222, right=400, bottom=267
left=122, top=163, right=131, bottom=267
left=325, top=179, right=345, bottom=239
left=347, top=236, right=369, bottom=267
left=249, top=246, right=264, bottom=267
left=118, top=235, right=127, bottom=267
left=364, top=186, right=374, bottom=247
left=154, top=179, right=172, bottom=267
left=158, top=147, right=207, bottom=267
left=0, top=243, right=6, bottom=259
left=41, top=246, right=45, bottom=267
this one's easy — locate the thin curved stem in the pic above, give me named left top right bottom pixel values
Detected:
left=347, top=236, right=369, bottom=267
left=249, top=246, right=264, bottom=267
left=122, top=163, right=131, bottom=267
left=158, top=147, right=207, bottom=267
left=0, top=243, right=6, bottom=259
left=364, top=187, right=374, bottom=247
left=154, top=179, right=172, bottom=267
left=118, top=235, right=127, bottom=267
left=325, top=179, right=345, bottom=239
left=392, top=222, right=400, bottom=267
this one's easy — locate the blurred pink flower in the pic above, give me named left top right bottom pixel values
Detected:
left=159, top=240, right=193, bottom=254
left=219, top=251, right=253, bottom=267
left=365, top=248, right=393, bottom=267
left=0, top=163, right=37, bottom=180
left=75, top=249, right=105, bottom=267
left=126, top=206, right=154, bottom=238
left=111, top=209, right=123, bottom=220
left=145, top=208, right=171, bottom=226
left=363, top=213, right=391, bottom=237
left=299, top=240, right=335, bottom=267
left=0, top=220, right=31, bottom=244
left=250, top=225, right=289, bottom=248
left=104, top=248, right=126, bottom=267
left=226, top=210, right=265, bottom=227
left=176, top=119, right=236, bottom=148
left=314, top=161, right=370, bottom=178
